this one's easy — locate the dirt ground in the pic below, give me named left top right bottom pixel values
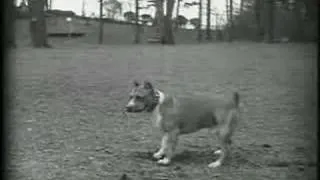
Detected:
left=8, top=43, right=317, bottom=180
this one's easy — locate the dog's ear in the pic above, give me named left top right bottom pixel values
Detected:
left=144, top=81, right=153, bottom=90
left=133, top=80, right=140, bottom=87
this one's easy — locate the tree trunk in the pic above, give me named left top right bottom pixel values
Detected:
left=174, top=0, right=181, bottom=31
left=134, top=0, right=140, bottom=43
left=228, top=0, right=233, bottom=42
left=293, top=1, right=303, bottom=42
left=6, top=0, right=16, bottom=48
left=44, top=0, right=48, bottom=10
left=49, top=0, right=52, bottom=9
left=254, top=0, right=263, bottom=41
left=225, top=0, right=229, bottom=41
left=197, top=0, right=202, bottom=42
left=30, top=0, right=50, bottom=48
left=206, top=0, right=211, bottom=40
left=240, top=0, right=244, bottom=14
left=152, top=0, right=165, bottom=42
left=225, top=0, right=229, bottom=23
left=163, top=0, right=175, bottom=44
left=264, top=0, right=274, bottom=43
left=99, top=0, right=104, bottom=44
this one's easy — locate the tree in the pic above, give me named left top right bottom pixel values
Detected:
left=254, top=0, right=263, bottom=41
left=162, top=0, right=176, bottom=44
left=141, top=14, right=152, bottom=24
left=228, top=0, right=234, bottom=41
left=82, top=0, right=86, bottom=17
left=30, top=0, right=50, bottom=47
left=292, top=0, right=304, bottom=42
left=184, top=1, right=202, bottom=41
left=99, top=0, right=104, bottom=44
left=147, top=0, right=176, bottom=44
left=44, top=0, right=48, bottom=10
left=228, top=0, right=317, bottom=42
left=264, top=0, right=274, bottom=43
left=198, top=0, right=202, bottom=42
left=103, top=0, right=122, bottom=19
left=206, top=0, right=212, bottom=40
left=175, top=15, right=188, bottom=28
left=148, top=0, right=165, bottom=42
left=240, top=0, right=244, bottom=14
left=5, top=0, right=16, bottom=48
left=49, top=0, right=52, bottom=9
left=174, top=0, right=183, bottom=30
left=134, top=0, right=140, bottom=43
left=190, top=18, right=200, bottom=29
left=123, top=11, right=136, bottom=22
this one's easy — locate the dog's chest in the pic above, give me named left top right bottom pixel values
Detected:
left=152, top=105, right=163, bottom=128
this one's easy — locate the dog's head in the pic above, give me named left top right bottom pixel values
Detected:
left=125, top=80, right=159, bottom=113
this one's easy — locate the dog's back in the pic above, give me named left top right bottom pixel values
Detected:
left=158, top=92, right=240, bottom=134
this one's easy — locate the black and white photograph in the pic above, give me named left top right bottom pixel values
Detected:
left=5, top=0, right=318, bottom=179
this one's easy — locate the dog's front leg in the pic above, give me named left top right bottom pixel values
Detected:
left=156, top=129, right=179, bottom=165
left=153, top=134, right=168, bottom=160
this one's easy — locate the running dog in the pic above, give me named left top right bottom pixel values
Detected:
left=125, top=80, right=240, bottom=168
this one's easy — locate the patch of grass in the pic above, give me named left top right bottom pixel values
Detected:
left=9, top=43, right=317, bottom=180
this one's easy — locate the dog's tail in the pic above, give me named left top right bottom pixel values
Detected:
left=233, top=92, right=240, bottom=107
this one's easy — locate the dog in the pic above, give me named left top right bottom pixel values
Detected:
left=125, top=80, right=240, bottom=168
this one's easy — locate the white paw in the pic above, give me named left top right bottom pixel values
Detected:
left=208, top=161, right=221, bottom=168
left=153, top=151, right=164, bottom=159
left=214, top=149, right=222, bottom=155
left=157, top=157, right=171, bottom=165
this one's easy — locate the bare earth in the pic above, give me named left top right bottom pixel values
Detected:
left=8, top=43, right=317, bottom=180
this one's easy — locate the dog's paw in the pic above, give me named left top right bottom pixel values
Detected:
left=208, top=161, right=222, bottom=168
left=214, top=149, right=222, bottom=155
left=157, top=158, right=171, bottom=166
left=153, top=151, right=164, bottom=160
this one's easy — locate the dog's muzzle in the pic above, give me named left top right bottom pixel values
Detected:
left=125, top=106, right=134, bottom=112
left=125, top=105, right=145, bottom=113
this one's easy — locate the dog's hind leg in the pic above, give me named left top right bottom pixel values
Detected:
left=208, top=126, right=232, bottom=168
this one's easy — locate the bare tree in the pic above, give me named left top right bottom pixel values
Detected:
left=206, top=0, right=212, bottom=40
left=174, top=0, right=182, bottom=30
left=293, top=0, right=303, bottom=42
left=175, top=15, right=188, bottom=28
left=103, top=0, right=122, bottom=19
left=30, top=0, right=50, bottom=47
left=146, top=0, right=175, bottom=44
left=99, top=0, right=104, bottom=44
left=82, top=0, right=86, bottom=17
left=198, top=0, right=202, bottom=42
left=228, top=0, right=233, bottom=41
left=254, top=0, right=263, bottom=41
left=134, top=0, right=140, bottom=43
left=163, top=0, right=175, bottom=44
left=240, top=0, right=244, bottom=14
left=49, top=0, right=52, bottom=9
left=264, top=0, right=274, bottom=43
left=152, top=0, right=164, bottom=41
left=6, top=0, right=16, bottom=48
left=225, top=0, right=229, bottom=23
left=124, top=11, right=136, bottom=22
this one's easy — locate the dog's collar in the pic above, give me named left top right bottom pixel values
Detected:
left=145, top=89, right=160, bottom=112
